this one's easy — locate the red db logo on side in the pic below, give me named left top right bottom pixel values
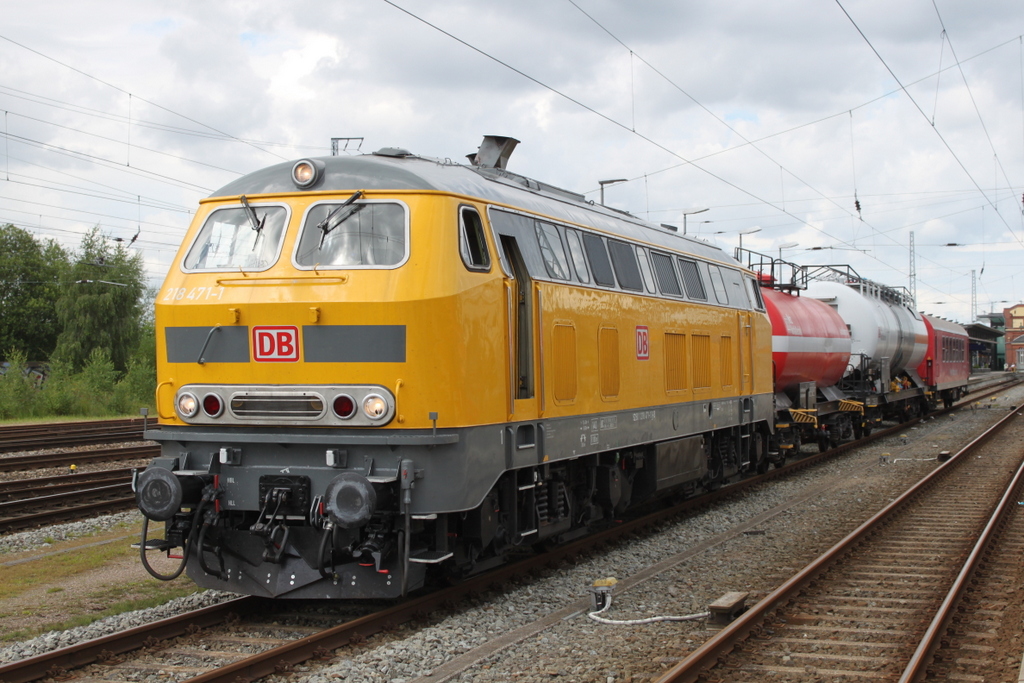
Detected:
left=253, top=326, right=299, bottom=362
left=636, top=326, right=650, bottom=360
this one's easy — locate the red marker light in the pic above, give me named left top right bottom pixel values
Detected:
left=333, top=394, right=356, bottom=419
left=203, top=393, right=223, bottom=417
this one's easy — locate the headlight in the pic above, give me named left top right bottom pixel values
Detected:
left=292, top=158, right=324, bottom=189
left=362, top=394, right=388, bottom=420
left=177, top=392, right=199, bottom=418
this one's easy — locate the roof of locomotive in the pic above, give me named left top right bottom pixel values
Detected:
left=210, top=150, right=735, bottom=266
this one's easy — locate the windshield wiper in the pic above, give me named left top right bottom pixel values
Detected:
left=240, top=195, right=266, bottom=251
left=317, top=190, right=364, bottom=248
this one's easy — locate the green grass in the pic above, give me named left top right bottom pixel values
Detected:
left=2, top=582, right=199, bottom=642
left=0, top=521, right=203, bottom=642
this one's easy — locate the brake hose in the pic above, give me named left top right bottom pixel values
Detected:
left=139, top=513, right=190, bottom=581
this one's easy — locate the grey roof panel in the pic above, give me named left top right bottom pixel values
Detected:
left=211, top=153, right=734, bottom=266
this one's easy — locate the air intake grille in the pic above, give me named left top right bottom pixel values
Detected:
left=230, top=392, right=325, bottom=419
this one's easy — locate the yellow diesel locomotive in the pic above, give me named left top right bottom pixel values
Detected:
left=135, top=136, right=774, bottom=598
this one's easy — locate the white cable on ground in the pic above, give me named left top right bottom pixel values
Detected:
left=587, top=593, right=710, bottom=625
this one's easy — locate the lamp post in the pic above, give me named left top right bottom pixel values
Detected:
left=737, top=227, right=761, bottom=253
left=778, top=241, right=799, bottom=260
left=598, top=179, right=627, bottom=206
left=808, top=246, right=870, bottom=253
left=681, top=208, right=709, bottom=235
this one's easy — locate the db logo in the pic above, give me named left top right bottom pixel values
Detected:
left=635, top=326, right=650, bottom=360
left=252, top=326, right=299, bottom=362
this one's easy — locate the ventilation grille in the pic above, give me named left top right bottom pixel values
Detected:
left=230, top=392, right=325, bottom=419
left=665, top=333, right=687, bottom=391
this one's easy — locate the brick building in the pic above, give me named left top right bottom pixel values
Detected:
left=1005, top=304, right=1024, bottom=370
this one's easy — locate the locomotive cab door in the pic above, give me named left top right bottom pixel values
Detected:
left=739, top=311, right=753, bottom=395
left=498, top=235, right=538, bottom=418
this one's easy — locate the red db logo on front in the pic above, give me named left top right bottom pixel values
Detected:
left=252, top=326, right=299, bottom=362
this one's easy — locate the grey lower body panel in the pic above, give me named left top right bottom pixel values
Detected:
left=147, top=392, right=773, bottom=516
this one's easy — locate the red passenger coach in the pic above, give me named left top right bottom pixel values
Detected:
left=918, top=314, right=970, bottom=408
left=762, top=288, right=852, bottom=391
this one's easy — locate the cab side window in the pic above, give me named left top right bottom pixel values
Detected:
left=582, top=233, right=616, bottom=287
left=459, top=206, right=491, bottom=271
left=565, top=229, right=591, bottom=283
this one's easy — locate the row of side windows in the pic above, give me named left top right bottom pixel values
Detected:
left=941, top=336, right=965, bottom=363
left=483, top=207, right=762, bottom=312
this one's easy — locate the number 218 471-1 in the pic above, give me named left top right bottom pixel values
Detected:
left=162, top=287, right=225, bottom=301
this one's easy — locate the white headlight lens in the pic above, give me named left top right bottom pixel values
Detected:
left=177, top=392, right=199, bottom=418
left=294, top=161, right=314, bottom=184
left=292, top=159, right=322, bottom=188
left=362, top=395, right=388, bottom=420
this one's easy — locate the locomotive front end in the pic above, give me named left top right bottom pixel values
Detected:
left=136, top=155, right=507, bottom=599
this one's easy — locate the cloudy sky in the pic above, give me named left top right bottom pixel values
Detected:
left=2, top=0, right=1023, bottom=324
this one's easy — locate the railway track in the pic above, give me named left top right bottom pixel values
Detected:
left=0, top=444, right=156, bottom=473
left=0, top=380, right=1018, bottom=682
left=0, top=375, right=1017, bottom=681
left=657, top=398, right=1024, bottom=682
left=0, top=417, right=148, bottom=454
left=0, top=468, right=137, bottom=533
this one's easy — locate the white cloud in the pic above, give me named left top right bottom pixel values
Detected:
left=0, top=0, right=1020, bottom=322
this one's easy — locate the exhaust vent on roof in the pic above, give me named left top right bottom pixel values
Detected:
left=468, top=135, right=520, bottom=169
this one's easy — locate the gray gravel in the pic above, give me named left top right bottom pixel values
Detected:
left=0, top=510, right=141, bottom=556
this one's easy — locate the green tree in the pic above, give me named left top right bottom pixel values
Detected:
left=0, top=224, right=68, bottom=361
left=52, top=227, right=147, bottom=373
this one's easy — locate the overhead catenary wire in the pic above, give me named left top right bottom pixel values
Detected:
left=3, top=110, right=244, bottom=177
left=834, top=0, right=1023, bottom=246
left=558, top=0, right=1012, bottom=301
left=0, top=33, right=288, bottom=164
left=931, top=0, right=1021, bottom=223
left=0, top=83, right=329, bottom=151
left=2, top=130, right=214, bottom=193
left=381, top=0, right=914, bottom=266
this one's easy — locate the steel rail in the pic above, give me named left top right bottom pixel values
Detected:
left=0, top=483, right=133, bottom=517
left=0, top=418, right=147, bottom=453
left=0, top=468, right=133, bottom=497
left=0, top=597, right=261, bottom=683
left=656, top=400, right=1024, bottom=683
left=898, top=438, right=1024, bottom=682
left=0, top=445, right=158, bottom=472
left=0, top=498, right=137, bottom=534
